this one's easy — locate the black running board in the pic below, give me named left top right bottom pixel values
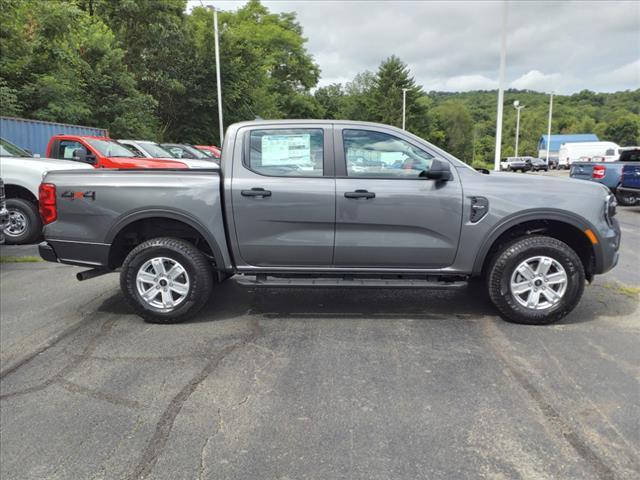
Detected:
left=235, top=274, right=468, bottom=289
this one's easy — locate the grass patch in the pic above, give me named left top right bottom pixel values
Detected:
left=0, top=255, right=43, bottom=263
left=603, top=282, right=640, bottom=299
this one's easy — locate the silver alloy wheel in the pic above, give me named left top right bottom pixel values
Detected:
left=510, top=255, right=568, bottom=310
left=136, top=257, right=190, bottom=311
left=5, top=209, right=27, bottom=237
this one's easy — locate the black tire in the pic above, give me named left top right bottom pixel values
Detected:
left=120, top=237, right=213, bottom=324
left=4, top=198, right=42, bottom=245
left=615, top=188, right=639, bottom=207
left=487, top=235, right=585, bottom=325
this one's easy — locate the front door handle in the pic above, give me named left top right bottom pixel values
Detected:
left=344, top=189, right=375, bottom=199
left=241, top=187, right=272, bottom=198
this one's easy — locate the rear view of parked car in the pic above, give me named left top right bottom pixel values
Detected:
left=570, top=147, right=640, bottom=206
left=618, top=160, right=640, bottom=203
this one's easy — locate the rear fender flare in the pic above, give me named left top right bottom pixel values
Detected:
left=105, top=208, right=226, bottom=270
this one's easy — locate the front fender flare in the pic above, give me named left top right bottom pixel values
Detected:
left=472, top=209, right=602, bottom=275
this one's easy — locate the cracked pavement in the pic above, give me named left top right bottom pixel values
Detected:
left=1, top=207, right=639, bottom=479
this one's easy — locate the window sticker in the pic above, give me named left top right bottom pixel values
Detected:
left=262, top=134, right=311, bottom=166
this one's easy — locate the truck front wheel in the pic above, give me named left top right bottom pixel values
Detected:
left=487, top=236, right=585, bottom=325
left=120, top=237, right=213, bottom=324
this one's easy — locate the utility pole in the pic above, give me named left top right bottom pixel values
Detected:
left=207, top=5, right=224, bottom=147
left=493, top=0, right=508, bottom=171
left=513, top=100, right=524, bottom=157
left=402, top=88, right=408, bottom=130
left=546, top=91, right=554, bottom=166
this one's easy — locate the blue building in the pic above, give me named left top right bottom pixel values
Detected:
left=538, top=134, right=599, bottom=160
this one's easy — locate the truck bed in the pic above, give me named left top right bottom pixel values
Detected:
left=41, top=169, right=231, bottom=269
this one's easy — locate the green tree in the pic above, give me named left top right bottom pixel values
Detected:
left=605, top=117, right=640, bottom=146
left=433, top=100, right=474, bottom=162
left=371, top=56, right=425, bottom=133
left=1, top=0, right=156, bottom=137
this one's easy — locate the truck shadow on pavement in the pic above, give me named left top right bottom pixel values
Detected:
left=99, top=278, right=638, bottom=326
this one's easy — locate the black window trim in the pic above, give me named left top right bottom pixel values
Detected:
left=241, top=125, right=334, bottom=178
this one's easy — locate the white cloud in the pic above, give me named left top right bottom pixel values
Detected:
left=190, top=0, right=640, bottom=93
left=432, top=75, right=498, bottom=92
left=510, top=70, right=563, bottom=92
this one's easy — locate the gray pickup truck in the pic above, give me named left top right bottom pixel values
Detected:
left=38, top=120, right=620, bottom=325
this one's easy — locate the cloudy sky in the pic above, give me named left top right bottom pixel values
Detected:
left=190, top=0, right=640, bottom=94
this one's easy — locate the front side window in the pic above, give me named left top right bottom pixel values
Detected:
left=248, top=129, right=323, bottom=177
left=343, top=129, right=433, bottom=178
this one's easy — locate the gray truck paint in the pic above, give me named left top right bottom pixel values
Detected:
left=41, top=120, right=620, bottom=277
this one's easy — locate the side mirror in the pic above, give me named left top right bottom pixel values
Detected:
left=421, top=158, right=452, bottom=181
left=72, top=148, right=96, bottom=165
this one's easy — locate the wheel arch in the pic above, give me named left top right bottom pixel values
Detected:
left=106, top=210, right=227, bottom=271
left=474, top=210, right=601, bottom=281
left=4, top=184, right=38, bottom=204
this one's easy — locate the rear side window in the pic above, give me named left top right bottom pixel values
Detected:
left=342, top=129, right=433, bottom=178
left=620, top=149, right=640, bottom=162
left=247, top=129, right=323, bottom=177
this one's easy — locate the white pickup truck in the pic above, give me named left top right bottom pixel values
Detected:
left=0, top=138, right=92, bottom=244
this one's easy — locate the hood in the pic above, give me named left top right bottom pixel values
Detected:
left=0, top=156, right=94, bottom=171
left=176, top=158, right=220, bottom=169
left=487, top=171, right=609, bottom=195
left=108, top=157, right=189, bottom=169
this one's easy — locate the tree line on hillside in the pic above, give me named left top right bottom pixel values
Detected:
left=1, top=0, right=638, bottom=168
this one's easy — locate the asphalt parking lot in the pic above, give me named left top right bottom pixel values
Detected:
left=1, top=198, right=639, bottom=479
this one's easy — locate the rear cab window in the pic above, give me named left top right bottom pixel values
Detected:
left=246, top=129, right=324, bottom=177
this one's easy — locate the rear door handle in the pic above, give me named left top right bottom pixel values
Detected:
left=241, top=187, right=272, bottom=197
left=344, top=189, right=375, bottom=199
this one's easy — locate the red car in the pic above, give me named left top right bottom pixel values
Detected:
left=46, top=135, right=188, bottom=169
left=194, top=145, right=221, bottom=159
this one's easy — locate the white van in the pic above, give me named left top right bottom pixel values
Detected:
left=557, top=141, right=621, bottom=168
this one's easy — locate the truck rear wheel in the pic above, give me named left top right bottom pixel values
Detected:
left=487, top=235, right=585, bottom=325
left=120, top=237, right=213, bottom=324
left=4, top=198, right=42, bottom=245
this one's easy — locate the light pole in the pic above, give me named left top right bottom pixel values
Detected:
left=402, top=88, right=408, bottom=130
left=206, top=5, right=224, bottom=147
left=513, top=100, right=525, bottom=157
left=545, top=92, right=554, bottom=166
left=493, top=0, right=508, bottom=171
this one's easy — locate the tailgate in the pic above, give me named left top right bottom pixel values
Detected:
left=622, top=164, right=640, bottom=188
left=569, top=162, right=595, bottom=181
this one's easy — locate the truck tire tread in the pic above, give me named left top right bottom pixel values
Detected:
left=487, top=235, right=585, bottom=325
left=120, top=237, right=213, bottom=324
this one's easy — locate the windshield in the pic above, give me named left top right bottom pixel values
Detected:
left=0, top=138, right=31, bottom=157
left=183, top=145, right=209, bottom=159
left=139, top=142, right=174, bottom=158
left=86, top=138, right=137, bottom=157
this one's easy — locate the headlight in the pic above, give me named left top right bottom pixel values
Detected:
left=604, top=194, right=617, bottom=226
